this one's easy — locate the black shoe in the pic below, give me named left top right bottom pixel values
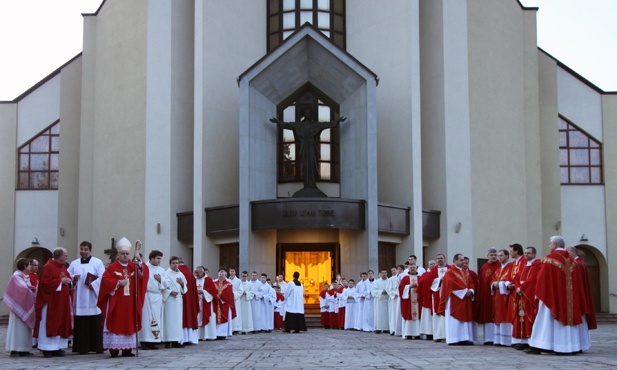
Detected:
left=524, top=347, right=542, bottom=355
left=109, top=350, right=119, bottom=358
left=18, top=352, right=33, bottom=357
left=293, top=330, right=300, bottom=334
left=43, top=351, right=54, bottom=358
left=483, top=341, right=493, bottom=345
left=171, top=342, right=185, bottom=348
left=216, top=336, right=226, bottom=340
left=10, top=351, right=19, bottom=358
left=121, top=350, right=135, bottom=357
left=164, top=342, right=172, bottom=348
left=52, top=350, right=65, bottom=357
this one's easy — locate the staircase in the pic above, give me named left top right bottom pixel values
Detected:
left=596, top=312, right=617, bottom=323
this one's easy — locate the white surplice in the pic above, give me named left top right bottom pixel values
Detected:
left=139, top=262, right=168, bottom=342
left=371, top=278, right=390, bottom=331
left=195, top=276, right=216, bottom=340
left=228, top=276, right=243, bottom=332
left=67, top=256, right=105, bottom=316
left=341, top=287, right=358, bottom=330
left=162, top=269, right=187, bottom=343
left=386, top=274, right=402, bottom=336
left=239, top=280, right=255, bottom=333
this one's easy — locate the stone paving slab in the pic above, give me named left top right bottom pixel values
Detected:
left=1, top=324, right=616, bottom=369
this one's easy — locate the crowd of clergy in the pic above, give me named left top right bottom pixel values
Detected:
left=3, top=235, right=595, bottom=358
left=3, top=237, right=307, bottom=359
left=318, top=235, right=596, bottom=355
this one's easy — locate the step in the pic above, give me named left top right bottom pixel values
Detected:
left=596, top=313, right=617, bottom=323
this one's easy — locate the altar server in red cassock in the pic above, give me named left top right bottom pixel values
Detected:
left=97, top=238, right=148, bottom=358
left=438, top=253, right=475, bottom=345
left=34, top=248, right=73, bottom=358
left=526, top=236, right=589, bottom=355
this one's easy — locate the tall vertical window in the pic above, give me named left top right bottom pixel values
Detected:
left=559, top=116, right=602, bottom=185
left=267, top=0, right=346, bottom=51
left=378, top=242, right=396, bottom=273
left=17, top=120, right=59, bottom=190
left=277, top=88, right=340, bottom=184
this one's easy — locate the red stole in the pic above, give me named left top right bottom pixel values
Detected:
left=473, top=260, right=500, bottom=323
left=511, top=258, right=541, bottom=338
left=213, top=279, right=236, bottom=325
left=178, top=264, right=199, bottom=329
left=535, top=249, right=588, bottom=326
left=417, top=273, right=432, bottom=312
left=491, top=262, right=512, bottom=324
left=34, top=259, right=72, bottom=338
left=399, top=274, right=420, bottom=321
left=428, top=264, right=450, bottom=316
left=200, top=276, right=217, bottom=326
left=97, top=260, right=149, bottom=335
left=438, top=266, right=474, bottom=322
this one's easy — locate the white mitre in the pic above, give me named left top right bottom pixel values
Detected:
left=116, top=237, right=132, bottom=252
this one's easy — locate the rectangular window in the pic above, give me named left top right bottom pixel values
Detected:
left=559, top=116, right=602, bottom=185
left=17, top=120, right=60, bottom=190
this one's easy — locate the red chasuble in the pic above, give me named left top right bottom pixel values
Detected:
left=213, top=279, right=236, bottom=325
left=510, top=259, right=541, bottom=339
left=535, top=249, right=588, bottom=326
left=178, top=264, right=200, bottom=330
left=575, top=258, right=597, bottom=329
left=399, top=274, right=420, bottom=321
left=97, top=260, right=149, bottom=335
left=473, top=260, right=500, bottom=324
left=491, top=262, right=512, bottom=324
left=437, top=266, right=475, bottom=322
left=200, top=276, right=217, bottom=326
left=33, top=259, right=72, bottom=338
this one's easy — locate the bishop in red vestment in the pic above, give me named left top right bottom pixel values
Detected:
left=527, top=236, right=589, bottom=355
left=34, top=248, right=73, bottom=357
left=97, top=238, right=148, bottom=357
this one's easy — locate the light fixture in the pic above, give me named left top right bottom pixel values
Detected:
left=32, top=237, right=39, bottom=246
left=454, top=222, right=462, bottom=233
left=580, top=234, right=588, bottom=243
left=555, top=221, right=561, bottom=230
left=59, top=227, right=65, bottom=237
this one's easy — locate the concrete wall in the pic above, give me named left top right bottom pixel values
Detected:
left=144, top=1, right=194, bottom=268
left=602, top=93, right=617, bottom=313
left=0, top=103, right=17, bottom=315
left=346, top=0, right=424, bottom=266
left=80, top=0, right=148, bottom=261
left=420, top=0, right=474, bottom=263
left=466, top=0, right=542, bottom=267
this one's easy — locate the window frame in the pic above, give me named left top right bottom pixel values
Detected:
left=16, top=120, right=60, bottom=190
left=559, top=115, right=603, bottom=185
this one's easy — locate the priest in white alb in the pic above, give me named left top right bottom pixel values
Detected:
left=228, top=268, right=243, bottom=334
left=162, top=256, right=187, bottom=348
left=386, top=266, right=403, bottom=336
left=239, top=271, right=254, bottom=334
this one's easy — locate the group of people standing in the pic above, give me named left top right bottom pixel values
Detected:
left=319, top=236, right=595, bottom=356
left=3, top=237, right=308, bottom=359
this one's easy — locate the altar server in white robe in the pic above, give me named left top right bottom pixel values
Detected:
left=239, top=271, right=254, bottom=334
left=250, top=272, right=263, bottom=332
left=228, top=269, right=243, bottom=333
left=362, top=270, right=376, bottom=332
left=257, top=275, right=276, bottom=332
left=386, top=266, right=403, bottom=336
left=194, top=266, right=216, bottom=340
left=162, top=256, right=188, bottom=347
left=372, top=269, right=390, bottom=333
left=67, top=241, right=106, bottom=354
left=139, top=250, right=168, bottom=350
left=341, top=280, right=358, bottom=330
left=354, top=273, right=368, bottom=330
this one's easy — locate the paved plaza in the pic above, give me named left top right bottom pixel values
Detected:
left=1, top=323, right=616, bottom=369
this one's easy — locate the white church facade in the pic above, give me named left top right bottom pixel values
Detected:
left=1, top=0, right=616, bottom=313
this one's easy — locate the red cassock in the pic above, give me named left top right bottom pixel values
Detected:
left=97, top=260, right=149, bottom=335
left=473, top=260, right=500, bottom=324
left=510, top=259, right=541, bottom=339
left=178, top=264, right=200, bottom=330
left=437, top=267, right=475, bottom=322
left=535, top=250, right=588, bottom=326
left=27, top=271, right=39, bottom=288
left=575, top=258, right=597, bottom=329
left=328, top=288, right=338, bottom=329
left=417, top=273, right=431, bottom=314
left=200, top=276, right=217, bottom=326
left=274, top=292, right=285, bottom=330
left=491, top=262, right=512, bottom=324
left=427, top=265, right=450, bottom=317
left=399, top=274, right=421, bottom=321
left=213, top=279, right=236, bottom=325
left=33, top=259, right=72, bottom=339
left=337, top=286, right=346, bottom=328
left=319, top=290, right=329, bottom=326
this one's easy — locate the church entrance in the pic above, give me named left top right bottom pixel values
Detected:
left=276, top=243, right=340, bottom=310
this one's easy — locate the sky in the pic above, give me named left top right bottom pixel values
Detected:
left=0, top=0, right=615, bottom=101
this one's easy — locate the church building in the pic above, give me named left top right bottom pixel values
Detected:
left=1, top=0, right=615, bottom=313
